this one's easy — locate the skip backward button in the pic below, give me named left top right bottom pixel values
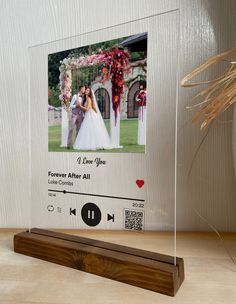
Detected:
left=70, top=208, right=76, bottom=216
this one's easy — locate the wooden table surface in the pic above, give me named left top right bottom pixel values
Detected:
left=0, top=229, right=235, bottom=304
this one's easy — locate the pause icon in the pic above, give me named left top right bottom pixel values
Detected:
left=88, top=209, right=95, bottom=219
left=81, top=203, right=102, bottom=227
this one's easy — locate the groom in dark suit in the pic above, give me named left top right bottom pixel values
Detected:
left=67, top=85, right=86, bottom=148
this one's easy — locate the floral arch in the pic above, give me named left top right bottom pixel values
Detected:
left=59, top=46, right=131, bottom=125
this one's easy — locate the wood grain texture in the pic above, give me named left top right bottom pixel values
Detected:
left=14, top=229, right=184, bottom=296
left=1, top=229, right=236, bottom=304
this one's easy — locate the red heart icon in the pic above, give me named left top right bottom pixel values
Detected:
left=136, top=179, right=144, bottom=188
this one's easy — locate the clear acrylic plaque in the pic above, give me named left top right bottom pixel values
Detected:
left=29, top=10, right=180, bottom=263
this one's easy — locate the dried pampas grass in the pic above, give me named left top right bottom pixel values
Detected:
left=182, top=48, right=236, bottom=268
left=181, top=47, right=236, bottom=130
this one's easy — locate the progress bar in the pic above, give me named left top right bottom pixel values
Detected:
left=48, top=189, right=145, bottom=202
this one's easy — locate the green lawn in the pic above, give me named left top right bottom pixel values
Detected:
left=48, top=119, right=145, bottom=153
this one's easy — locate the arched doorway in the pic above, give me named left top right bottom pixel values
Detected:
left=94, top=88, right=110, bottom=119
left=127, top=81, right=146, bottom=118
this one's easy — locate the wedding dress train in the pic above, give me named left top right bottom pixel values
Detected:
left=73, top=107, right=111, bottom=150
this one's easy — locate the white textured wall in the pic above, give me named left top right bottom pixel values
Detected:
left=0, top=0, right=235, bottom=230
left=177, top=0, right=236, bottom=231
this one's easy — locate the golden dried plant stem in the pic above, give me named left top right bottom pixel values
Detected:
left=183, top=50, right=236, bottom=269
left=181, top=47, right=236, bottom=129
left=181, top=47, right=236, bottom=87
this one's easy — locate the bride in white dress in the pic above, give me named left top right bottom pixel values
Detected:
left=73, top=87, right=112, bottom=150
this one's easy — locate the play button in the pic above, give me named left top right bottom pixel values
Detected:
left=81, top=203, right=102, bottom=227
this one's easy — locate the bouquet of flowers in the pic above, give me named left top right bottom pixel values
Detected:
left=136, top=89, right=147, bottom=121
left=136, top=89, right=147, bottom=107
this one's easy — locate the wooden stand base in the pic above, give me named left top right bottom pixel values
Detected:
left=14, top=228, right=184, bottom=296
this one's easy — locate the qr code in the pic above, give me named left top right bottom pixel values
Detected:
left=124, top=209, right=144, bottom=231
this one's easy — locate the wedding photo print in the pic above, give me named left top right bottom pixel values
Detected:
left=48, top=32, right=147, bottom=153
